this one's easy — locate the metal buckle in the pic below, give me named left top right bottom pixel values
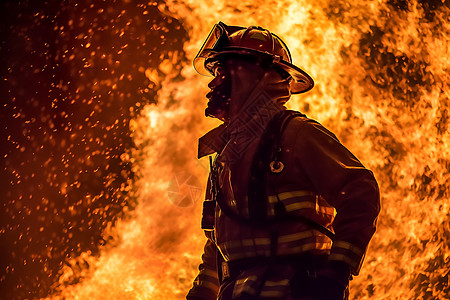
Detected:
left=270, top=160, right=284, bottom=173
left=221, top=261, right=230, bottom=279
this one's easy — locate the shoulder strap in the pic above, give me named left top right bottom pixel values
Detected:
left=212, top=110, right=335, bottom=240
left=248, top=110, right=304, bottom=220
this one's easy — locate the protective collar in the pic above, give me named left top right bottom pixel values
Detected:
left=198, top=69, right=290, bottom=159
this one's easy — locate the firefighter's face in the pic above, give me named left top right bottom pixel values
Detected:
left=205, top=62, right=232, bottom=121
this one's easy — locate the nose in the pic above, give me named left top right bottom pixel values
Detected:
left=208, top=74, right=225, bottom=89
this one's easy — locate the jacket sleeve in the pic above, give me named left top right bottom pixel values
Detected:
left=186, top=239, right=220, bottom=300
left=293, top=118, right=381, bottom=275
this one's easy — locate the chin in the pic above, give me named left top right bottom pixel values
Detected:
left=205, top=106, right=228, bottom=122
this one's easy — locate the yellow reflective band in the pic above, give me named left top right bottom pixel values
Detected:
left=251, top=237, right=271, bottom=246
left=264, top=279, right=290, bottom=287
left=281, top=242, right=332, bottom=255
left=225, top=250, right=270, bottom=260
left=277, top=230, right=315, bottom=243
left=333, top=241, right=364, bottom=257
left=267, top=190, right=315, bottom=203
left=284, top=201, right=315, bottom=211
left=260, top=290, right=285, bottom=297
left=243, top=275, right=258, bottom=283
left=224, top=241, right=332, bottom=260
left=220, top=238, right=270, bottom=250
left=199, top=268, right=218, bottom=279
left=329, top=253, right=359, bottom=270
left=234, top=276, right=258, bottom=295
left=220, top=229, right=320, bottom=250
left=198, top=280, right=219, bottom=293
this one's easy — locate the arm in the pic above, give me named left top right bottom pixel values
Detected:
left=293, top=118, right=381, bottom=275
left=186, top=239, right=220, bottom=300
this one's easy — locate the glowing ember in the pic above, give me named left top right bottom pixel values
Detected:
left=1, top=0, right=449, bottom=299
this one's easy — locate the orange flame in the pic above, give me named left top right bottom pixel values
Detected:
left=45, top=1, right=449, bottom=299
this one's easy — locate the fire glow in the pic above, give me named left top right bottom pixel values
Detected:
left=1, top=0, right=449, bottom=299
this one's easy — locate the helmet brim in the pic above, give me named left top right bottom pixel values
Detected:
left=194, top=47, right=314, bottom=94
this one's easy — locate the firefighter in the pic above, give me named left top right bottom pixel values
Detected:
left=187, top=22, right=381, bottom=300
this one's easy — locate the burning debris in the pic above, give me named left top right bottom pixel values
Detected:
left=1, top=0, right=448, bottom=299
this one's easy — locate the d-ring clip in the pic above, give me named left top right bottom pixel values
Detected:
left=270, top=160, right=284, bottom=173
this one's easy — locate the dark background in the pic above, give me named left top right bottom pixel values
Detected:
left=0, top=1, right=187, bottom=299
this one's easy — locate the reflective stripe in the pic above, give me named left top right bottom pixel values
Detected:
left=234, top=277, right=289, bottom=298
left=193, top=268, right=219, bottom=293
left=333, top=240, right=364, bottom=256
left=330, top=241, right=365, bottom=273
left=267, top=190, right=315, bottom=203
left=267, top=190, right=336, bottom=217
left=277, top=230, right=315, bottom=243
left=235, top=275, right=257, bottom=283
left=234, top=275, right=258, bottom=296
left=227, top=250, right=270, bottom=260
left=221, top=238, right=270, bottom=249
left=281, top=241, right=332, bottom=255
left=219, top=229, right=332, bottom=260
left=284, top=201, right=315, bottom=211
left=260, top=290, right=284, bottom=297
left=197, top=280, right=220, bottom=293
left=198, top=268, right=217, bottom=279
left=264, top=279, right=290, bottom=287
left=329, top=253, right=360, bottom=270
left=220, top=230, right=317, bottom=250
left=222, top=241, right=332, bottom=260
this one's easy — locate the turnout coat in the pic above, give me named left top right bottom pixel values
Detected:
left=187, top=110, right=381, bottom=300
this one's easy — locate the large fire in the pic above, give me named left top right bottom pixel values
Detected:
left=1, top=0, right=449, bottom=299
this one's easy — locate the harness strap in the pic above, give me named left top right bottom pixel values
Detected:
left=248, top=110, right=301, bottom=220
left=210, top=110, right=335, bottom=240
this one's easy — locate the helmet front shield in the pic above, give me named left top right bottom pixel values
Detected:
left=194, top=22, right=228, bottom=75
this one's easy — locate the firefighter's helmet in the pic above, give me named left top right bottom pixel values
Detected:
left=194, top=22, right=314, bottom=94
